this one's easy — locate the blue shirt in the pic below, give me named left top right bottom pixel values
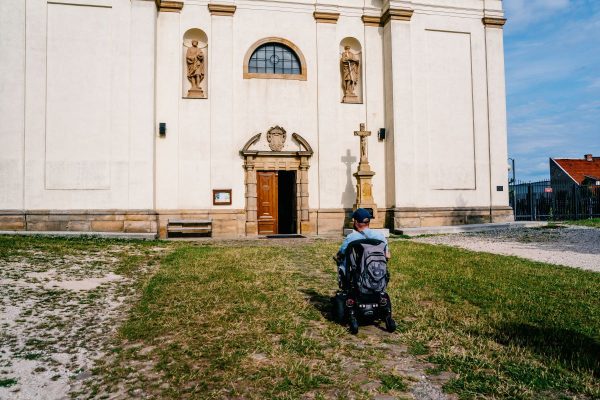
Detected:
left=339, top=228, right=387, bottom=255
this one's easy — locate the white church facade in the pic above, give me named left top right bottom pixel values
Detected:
left=0, top=0, right=512, bottom=238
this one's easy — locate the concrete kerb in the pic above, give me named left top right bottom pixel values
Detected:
left=0, top=231, right=158, bottom=240
left=395, top=221, right=547, bottom=237
left=0, top=222, right=549, bottom=241
left=0, top=231, right=338, bottom=242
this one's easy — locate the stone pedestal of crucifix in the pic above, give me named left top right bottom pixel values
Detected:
left=352, top=123, right=383, bottom=228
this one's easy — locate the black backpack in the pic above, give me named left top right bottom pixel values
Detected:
left=346, top=239, right=389, bottom=295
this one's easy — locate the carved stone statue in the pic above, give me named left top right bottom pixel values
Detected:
left=341, top=45, right=360, bottom=103
left=186, top=40, right=205, bottom=98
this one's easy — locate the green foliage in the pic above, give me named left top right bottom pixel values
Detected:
left=0, top=378, right=18, bottom=388
left=562, top=218, right=600, bottom=228
left=390, top=241, right=600, bottom=399
left=109, top=239, right=600, bottom=398
left=379, top=373, right=407, bottom=392
left=407, top=340, right=429, bottom=356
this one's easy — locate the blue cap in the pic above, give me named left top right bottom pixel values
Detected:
left=352, top=208, right=372, bottom=223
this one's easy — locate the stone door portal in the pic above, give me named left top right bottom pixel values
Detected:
left=240, top=129, right=313, bottom=236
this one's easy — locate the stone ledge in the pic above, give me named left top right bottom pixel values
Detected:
left=313, top=11, right=340, bottom=24
left=396, top=222, right=544, bottom=237
left=0, top=210, right=158, bottom=234
left=0, top=210, right=25, bottom=215
left=483, top=17, right=507, bottom=28
left=394, top=206, right=509, bottom=213
left=155, top=0, right=183, bottom=12
left=0, top=231, right=157, bottom=240
left=23, top=209, right=157, bottom=215
left=381, top=8, right=413, bottom=25
left=362, top=15, right=381, bottom=26
left=208, top=3, right=236, bottom=16
left=392, top=206, right=514, bottom=229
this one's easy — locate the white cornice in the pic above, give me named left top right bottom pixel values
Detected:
left=181, top=0, right=504, bottom=19
left=235, top=0, right=315, bottom=14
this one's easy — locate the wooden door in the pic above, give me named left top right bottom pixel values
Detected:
left=257, top=171, right=278, bottom=234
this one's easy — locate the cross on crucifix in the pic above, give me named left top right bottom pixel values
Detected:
left=354, top=123, right=371, bottom=163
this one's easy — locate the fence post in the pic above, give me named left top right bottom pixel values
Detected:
left=529, top=183, right=533, bottom=220
left=575, top=185, right=580, bottom=219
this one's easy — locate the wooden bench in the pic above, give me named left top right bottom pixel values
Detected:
left=167, top=219, right=212, bottom=237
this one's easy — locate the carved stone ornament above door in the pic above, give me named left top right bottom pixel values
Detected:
left=240, top=127, right=313, bottom=156
left=267, top=126, right=287, bottom=151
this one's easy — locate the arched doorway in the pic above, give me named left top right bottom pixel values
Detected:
left=240, top=127, right=313, bottom=236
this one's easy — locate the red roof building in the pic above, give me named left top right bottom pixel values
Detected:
left=550, top=154, right=600, bottom=186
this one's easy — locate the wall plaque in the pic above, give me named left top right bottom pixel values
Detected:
left=213, top=189, right=232, bottom=205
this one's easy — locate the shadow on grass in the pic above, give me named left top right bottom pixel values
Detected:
left=493, top=322, right=600, bottom=377
left=301, top=288, right=335, bottom=322
left=301, top=288, right=394, bottom=333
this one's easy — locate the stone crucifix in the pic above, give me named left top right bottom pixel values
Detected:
left=354, top=123, right=371, bottom=164
left=352, top=122, right=378, bottom=225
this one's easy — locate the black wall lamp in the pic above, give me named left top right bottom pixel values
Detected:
left=378, top=128, right=386, bottom=141
left=159, top=122, right=166, bottom=137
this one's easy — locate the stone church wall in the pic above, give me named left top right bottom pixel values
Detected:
left=0, top=0, right=512, bottom=237
left=0, top=0, right=156, bottom=209
left=382, top=0, right=512, bottom=228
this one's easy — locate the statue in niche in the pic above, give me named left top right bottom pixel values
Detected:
left=341, top=45, right=360, bottom=103
left=185, top=40, right=205, bottom=98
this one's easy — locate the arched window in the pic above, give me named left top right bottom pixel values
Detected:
left=243, top=37, right=307, bottom=81
left=249, top=43, right=301, bottom=75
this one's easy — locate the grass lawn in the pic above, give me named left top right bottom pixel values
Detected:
left=91, top=239, right=600, bottom=400
left=561, top=219, right=600, bottom=229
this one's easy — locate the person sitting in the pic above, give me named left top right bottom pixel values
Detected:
left=335, top=208, right=390, bottom=283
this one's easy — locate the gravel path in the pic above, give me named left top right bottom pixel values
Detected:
left=414, top=225, right=600, bottom=272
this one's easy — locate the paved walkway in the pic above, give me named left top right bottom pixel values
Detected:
left=413, top=226, right=600, bottom=272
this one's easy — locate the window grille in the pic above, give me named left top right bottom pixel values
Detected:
left=248, top=43, right=301, bottom=75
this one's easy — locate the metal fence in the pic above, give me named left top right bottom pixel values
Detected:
left=509, top=180, right=600, bottom=221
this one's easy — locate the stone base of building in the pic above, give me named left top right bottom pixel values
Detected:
left=315, top=209, right=345, bottom=236
left=315, top=208, right=387, bottom=236
left=392, top=206, right=514, bottom=230
left=0, top=206, right=515, bottom=238
left=157, top=209, right=246, bottom=239
left=0, top=210, right=158, bottom=234
left=0, top=209, right=247, bottom=239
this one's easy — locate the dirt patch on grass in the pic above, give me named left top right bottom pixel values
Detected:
left=0, top=238, right=166, bottom=399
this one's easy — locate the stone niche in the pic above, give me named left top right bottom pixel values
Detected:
left=340, top=37, right=362, bottom=104
left=182, top=28, right=208, bottom=98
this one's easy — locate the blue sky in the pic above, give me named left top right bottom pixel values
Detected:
left=503, top=0, right=600, bottom=181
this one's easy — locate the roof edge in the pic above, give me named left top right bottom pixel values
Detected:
left=550, top=158, right=579, bottom=185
